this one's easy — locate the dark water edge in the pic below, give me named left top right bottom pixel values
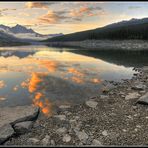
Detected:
left=70, top=50, right=148, bottom=68
left=45, top=44, right=148, bottom=68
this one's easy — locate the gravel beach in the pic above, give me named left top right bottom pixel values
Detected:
left=46, top=40, right=148, bottom=51
left=3, top=66, right=148, bottom=146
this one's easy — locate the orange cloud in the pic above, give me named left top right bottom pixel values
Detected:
left=28, top=72, right=52, bottom=116
left=38, top=10, right=69, bottom=24
left=37, top=60, right=58, bottom=73
left=71, top=76, right=84, bottom=84
left=70, top=6, right=93, bottom=17
left=68, top=68, right=84, bottom=77
left=28, top=72, right=47, bottom=93
left=33, top=93, right=52, bottom=116
left=25, top=2, right=48, bottom=9
left=38, top=10, right=57, bottom=24
left=69, top=5, right=105, bottom=19
left=35, top=92, right=43, bottom=100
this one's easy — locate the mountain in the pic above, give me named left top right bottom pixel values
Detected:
left=0, top=30, right=30, bottom=46
left=104, top=18, right=148, bottom=29
left=0, top=24, right=63, bottom=40
left=45, top=17, right=148, bottom=42
left=10, top=24, right=35, bottom=34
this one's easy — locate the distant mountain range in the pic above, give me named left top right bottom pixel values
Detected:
left=45, top=17, right=148, bottom=42
left=0, top=30, right=30, bottom=46
left=0, top=24, right=63, bottom=40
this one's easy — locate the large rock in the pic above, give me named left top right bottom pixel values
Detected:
left=0, top=124, right=14, bottom=144
left=0, top=105, right=39, bottom=128
left=125, top=92, right=140, bottom=100
left=13, top=121, right=34, bottom=134
left=136, top=92, right=148, bottom=105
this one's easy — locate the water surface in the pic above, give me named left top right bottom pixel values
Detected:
left=0, top=45, right=146, bottom=115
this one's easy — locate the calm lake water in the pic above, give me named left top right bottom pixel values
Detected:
left=0, top=45, right=147, bottom=115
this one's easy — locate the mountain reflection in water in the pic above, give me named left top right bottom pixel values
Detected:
left=0, top=45, right=146, bottom=116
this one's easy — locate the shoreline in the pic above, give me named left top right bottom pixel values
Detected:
left=46, top=39, right=148, bottom=51
left=4, top=66, right=148, bottom=146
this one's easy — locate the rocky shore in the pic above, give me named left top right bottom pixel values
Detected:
left=46, top=40, right=148, bottom=51
left=2, top=66, right=148, bottom=146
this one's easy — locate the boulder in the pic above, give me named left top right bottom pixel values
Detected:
left=13, top=121, right=33, bottom=134
left=125, top=92, right=140, bottom=100
left=0, top=105, right=39, bottom=128
left=0, top=124, right=14, bottom=144
left=136, top=92, right=148, bottom=105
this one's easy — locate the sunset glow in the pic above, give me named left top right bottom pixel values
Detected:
left=0, top=2, right=148, bottom=34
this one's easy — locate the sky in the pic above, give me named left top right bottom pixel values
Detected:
left=0, top=1, right=148, bottom=35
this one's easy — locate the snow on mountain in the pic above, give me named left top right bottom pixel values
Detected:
left=104, top=17, right=148, bottom=29
left=0, top=24, right=63, bottom=40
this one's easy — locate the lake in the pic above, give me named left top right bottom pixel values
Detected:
left=0, top=45, right=147, bottom=116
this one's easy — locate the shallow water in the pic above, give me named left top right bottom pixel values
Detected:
left=0, top=45, right=146, bottom=115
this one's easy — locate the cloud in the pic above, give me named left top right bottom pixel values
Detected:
left=25, top=2, right=55, bottom=9
left=69, top=5, right=106, bottom=22
left=38, top=10, right=70, bottom=24
left=70, top=6, right=104, bottom=17
left=0, top=8, right=16, bottom=16
left=37, top=5, right=106, bottom=24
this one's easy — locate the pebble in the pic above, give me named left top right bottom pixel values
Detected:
left=62, top=134, right=71, bottom=143
left=85, top=100, right=98, bottom=108
left=102, top=130, right=108, bottom=136
left=53, top=115, right=66, bottom=121
left=92, top=139, right=102, bottom=146
left=56, top=127, right=67, bottom=134
left=42, top=135, right=50, bottom=145
left=59, top=105, right=71, bottom=109
left=50, top=140, right=55, bottom=145
left=75, top=130, right=89, bottom=142
left=100, top=95, right=108, bottom=99
left=28, top=138, right=40, bottom=144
